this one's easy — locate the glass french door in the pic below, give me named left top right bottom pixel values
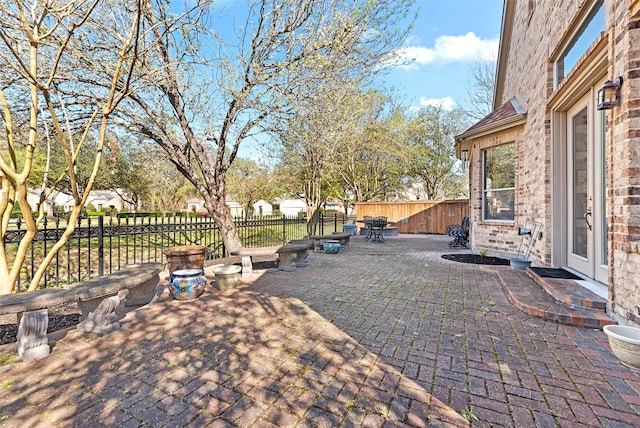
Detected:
left=566, top=92, right=608, bottom=283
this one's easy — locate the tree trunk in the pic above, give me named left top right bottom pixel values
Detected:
left=203, top=192, right=242, bottom=252
left=306, top=208, right=320, bottom=236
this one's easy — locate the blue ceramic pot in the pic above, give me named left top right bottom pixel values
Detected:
left=169, top=268, right=207, bottom=300
left=323, top=240, right=341, bottom=254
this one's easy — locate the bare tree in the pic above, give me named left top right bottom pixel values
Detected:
left=0, top=0, right=142, bottom=293
left=463, top=56, right=497, bottom=121
left=117, top=0, right=415, bottom=250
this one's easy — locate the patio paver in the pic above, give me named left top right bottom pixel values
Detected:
left=0, top=234, right=638, bottom=427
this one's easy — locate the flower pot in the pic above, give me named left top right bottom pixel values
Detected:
left=510, top=258, right=532, bottom=270
left=168, top=268, right=207, bottom=300
left=164, top=245, right=208, bottom=274
left=342, top=224, right=357, bottom=236
left=603, top=325, right=640, bottom=369
left=323, top=240, right=341, bottom=254
left=212, top=264, right=242, bottom=291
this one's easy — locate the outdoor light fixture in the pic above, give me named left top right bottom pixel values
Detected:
left=597, top=77, right=623, bottom=110
left=460, top=149, right=470, bottom=171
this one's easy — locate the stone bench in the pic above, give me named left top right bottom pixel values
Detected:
left=308, top=232, right=352, bottom=252
left=0, top=263, right=162, bottom=362
left=229, top=242, right=312, bottom=277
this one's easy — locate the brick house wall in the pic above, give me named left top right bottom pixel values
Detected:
left=459, top=0, right=640, bottom=326
left=609, top=1, right=640, bottom=324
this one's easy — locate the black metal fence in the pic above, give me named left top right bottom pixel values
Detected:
left=6, top=212, right=351, bottom=291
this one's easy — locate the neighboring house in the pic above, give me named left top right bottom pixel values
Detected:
left=253, top=200, right=273, bottom=216
left=184, top=198, right=271, bottom=217
left=323, top=200, right=341, bottom=212
left=226, top=199, right=243, bottom=217
left=186, top=198, right=206, bottom=213
left=26, top=188, right=134, bottom=215
left=26, top=188, right=75, bottom=216
left=86, top=190, right=133, bottom=212
left=278, top=199, right=307, bottom=217
left=455, top=0, right=640, bottom=325
left=322, top=199, right=355, bottom=216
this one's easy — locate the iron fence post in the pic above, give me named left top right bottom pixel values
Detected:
left=98, top=215, right=104, bottom=276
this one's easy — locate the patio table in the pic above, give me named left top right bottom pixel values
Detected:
left=358, top=217, right=393, bottom=242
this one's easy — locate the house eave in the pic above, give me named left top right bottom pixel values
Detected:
left=456, top=114, right=527, bottom=143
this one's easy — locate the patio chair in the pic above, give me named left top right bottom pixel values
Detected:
left=446, top=216, right=469, bottom=248
left=369, top=216, right=388, bottom=242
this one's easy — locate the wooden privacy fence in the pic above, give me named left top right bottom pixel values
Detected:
left=354, top=200, right=469, bottom=235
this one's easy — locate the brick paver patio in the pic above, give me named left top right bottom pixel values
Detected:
left=0, top=234, right=639, bottom=427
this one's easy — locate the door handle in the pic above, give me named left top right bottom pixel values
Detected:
left=584, top=208, right=592, bottom=231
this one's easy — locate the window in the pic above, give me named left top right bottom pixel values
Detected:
left=554, top=0, right=604, bottom=87
left=483, top=143, right=515, bottom=221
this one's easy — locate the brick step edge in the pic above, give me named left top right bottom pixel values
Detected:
left=494, top=267, right=615, bottom=329
left=526, top=269, right=607, bottom=311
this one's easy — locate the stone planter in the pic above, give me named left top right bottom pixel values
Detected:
left=164, top=245, right=208, bottom=274
left=603, top=325, right=640, bottom=369
left=213, top=264, right=242, bottom=291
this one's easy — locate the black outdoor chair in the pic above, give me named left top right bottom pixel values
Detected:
left=446, top=216, right=469, bottom=248
left=369, top=216, right=388, bottom=242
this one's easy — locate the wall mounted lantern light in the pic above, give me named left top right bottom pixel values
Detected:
left=597, top=76, right=623, bottom=110
left=460, top=149, right=469, bottom=171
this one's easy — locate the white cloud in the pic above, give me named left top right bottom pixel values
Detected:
left=390, top=32, right=498, bottom=69
left=416, top=96, right=456, bottom=111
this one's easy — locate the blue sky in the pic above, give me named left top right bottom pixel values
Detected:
left=386, top=0, right=504, bottom=111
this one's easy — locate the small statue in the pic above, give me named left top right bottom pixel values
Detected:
left=77, top=289, right=128, bottom=334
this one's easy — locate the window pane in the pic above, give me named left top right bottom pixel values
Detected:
left=484, top=144, right=514, bottom=190
left=483, top=143, right=515, bottom=221
left=484, top=189, right=514, bottom=220
left=572, top=107, right=588, bottom=258
left=556, top=0, right=604, bottom=85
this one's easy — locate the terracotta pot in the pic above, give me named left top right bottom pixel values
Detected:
left=164, top=245, right=208, bottom=274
